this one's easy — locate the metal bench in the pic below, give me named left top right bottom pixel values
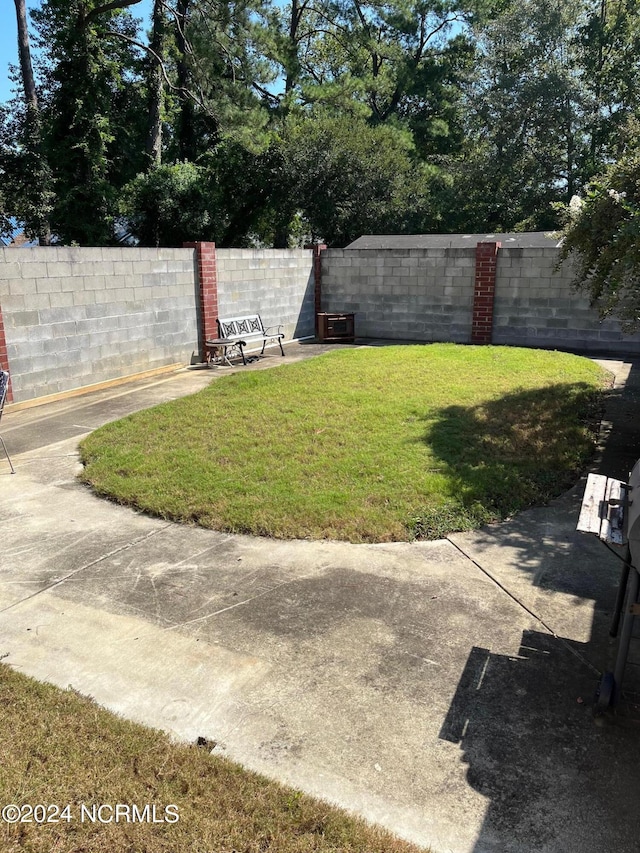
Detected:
left=206, top=314, right=285, bottom=366
left=577, top=460, right=640, bottom=710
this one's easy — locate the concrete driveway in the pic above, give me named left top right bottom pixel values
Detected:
left=2, top=342, right=640, bottom=853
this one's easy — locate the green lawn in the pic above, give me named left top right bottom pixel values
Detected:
left=0, top=665, right=425, bottom=853
left=79, top=344, right=608, bottom=542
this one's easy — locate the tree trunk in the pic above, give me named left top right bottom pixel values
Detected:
left=175, top=0, right=198, bottom=161
left=285, top=0, right=301, bottom=94
left=13, top=0, right=51, bottom=245
left=146, top=0, right=165, bottom=167
left=14, top=0, right=38, bottom=110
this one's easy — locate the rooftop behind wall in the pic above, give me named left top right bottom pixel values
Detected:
left=346, top=232, right=561, bottom=250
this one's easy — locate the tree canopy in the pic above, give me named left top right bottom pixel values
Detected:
left=2, top=0, right=640, bottom=249
left=558, top=129, right=640, bottom=331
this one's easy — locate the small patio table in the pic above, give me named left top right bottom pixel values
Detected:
left=205, top=338, right=243, bottom=367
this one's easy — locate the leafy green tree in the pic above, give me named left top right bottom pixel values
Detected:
left=441, top=0, right=640, bottom=234
left=578, top=0, right=640, bottom=172
left=0, top=89, right=54, bottom=244
left=1, top=0, right=53, bottom=243
left=213, top=141, right=293, bottom=246
left=11, top=0, right=640, bottom=249
left=558, top=138, right=640, bottom=331
left=28, top=0, right=147, bottom=244
left=444, top=0, right=589, bottom=232
left=0, top=167, right=14, bottom=239
left=281, top=111, right=437, bottom=246
left=121, top=140, right=286, bottom=247
left=164, top=0, right=271, bottom=160
left=121, top=160, right=216, bottom=245
left=260, top=0, right=477, bottom=157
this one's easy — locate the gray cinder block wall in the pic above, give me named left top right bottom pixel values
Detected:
left=216, top=249, right=315, bottom=345
left=0, top=246, right=198, bottom=403
left=492, top=248, right=640, bottom=352
left=321, top=244, right=640, bottom=353
left=3, top=238, right=640, bottom=406
left=0, top=245, right=318, bottom=405
left=321, top=247, right=476, bottom=342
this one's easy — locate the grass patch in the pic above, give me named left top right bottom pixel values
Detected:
left=0, top=664, right=425, bottom=853
left=79, top=344, right=609, bottom=543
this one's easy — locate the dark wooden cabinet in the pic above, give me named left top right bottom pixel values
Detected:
left=316, top=312, right=355, bottom=343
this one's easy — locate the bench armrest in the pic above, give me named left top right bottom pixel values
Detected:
left=263, top=324, right=284, bottom=337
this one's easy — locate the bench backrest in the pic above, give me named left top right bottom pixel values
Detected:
left=217, top=315, right=265, bottom=340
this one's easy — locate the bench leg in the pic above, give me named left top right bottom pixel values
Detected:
left=610, top=544, right=632, bottom=637
left=612, top=565, right=640, bottom=705
left=258, top=338, right=284, bottom=357
left=0, top=434, right=15, bottom=474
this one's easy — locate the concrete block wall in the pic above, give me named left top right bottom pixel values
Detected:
left=0, top=247, right=198, bottom=403
left=321, top=248, right=475, bottom=342
left=216, top=249, right=315, bottom=346
left=4, top=239, right=640, bottom=406
left=492, top=248, right=640, bottom=353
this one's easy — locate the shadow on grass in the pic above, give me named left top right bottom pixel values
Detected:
left=413, top=381, right=605, bottom=538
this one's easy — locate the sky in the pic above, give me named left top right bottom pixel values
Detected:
left=0, top=0, right=154, bottom=103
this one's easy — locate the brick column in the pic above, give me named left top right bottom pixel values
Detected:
left=0, top=302, right=12, bottom=403
left=312, top=243, right=327, bottom=335
left=472, top=241, right=501, bottom=344
left=184, top=241, right=218, bottom=361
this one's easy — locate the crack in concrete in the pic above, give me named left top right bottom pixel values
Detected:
left=109, top=571, right=325, bottom=645
left=4, top=527, right=108, bottom=560
left=0, top=524, right=173, bottom=615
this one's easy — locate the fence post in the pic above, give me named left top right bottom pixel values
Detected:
left=312, top=243, right=327, bottom=336
left=184, top=241, right=218, bottom=362
left=472, top=241, right=501, bottom=344
left=0, top=300, right=12, bottom=403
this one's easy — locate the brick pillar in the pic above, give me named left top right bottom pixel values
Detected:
left=312, top=243, right=327, bottom=336
left=184, top=241, right=218, bottom=361
left=0, top=302, right=12, bottom=403
left=472, top=241, right=501, bottom=344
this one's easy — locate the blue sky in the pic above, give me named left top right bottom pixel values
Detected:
left=1, top=0, right=154, bottom=103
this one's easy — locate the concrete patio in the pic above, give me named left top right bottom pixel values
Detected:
left=1, top=341, right=640, bottom=852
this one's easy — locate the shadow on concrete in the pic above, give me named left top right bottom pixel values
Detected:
left=593, top=358, right=640, bottom=481
left=440, top=357, right=640, bottom=852
left=423, top=374, right=634, bottom=647
left=440, top=631, right=640, bottom=852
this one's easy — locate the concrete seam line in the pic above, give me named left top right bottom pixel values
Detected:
left=447, top=536, right=601, bottom=677
left=0, top=524, right=173, bottom=615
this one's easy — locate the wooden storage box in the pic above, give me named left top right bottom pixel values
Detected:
left=316, top=312, right=355, bottom=343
